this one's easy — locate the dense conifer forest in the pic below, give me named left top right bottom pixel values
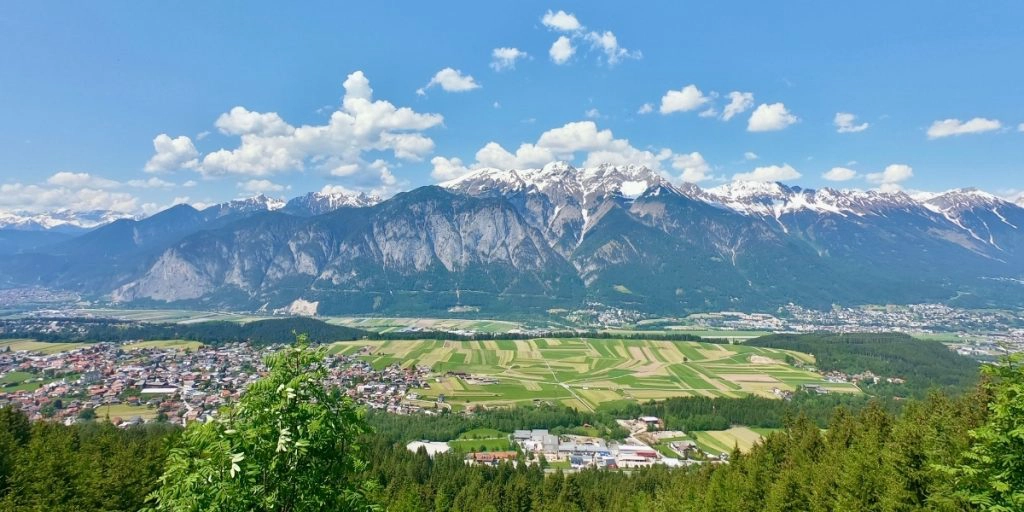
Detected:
left=0, top=340, right=1020, bottom=511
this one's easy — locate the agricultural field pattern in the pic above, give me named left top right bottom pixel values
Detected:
left=330, top=338, right=860, bottom=411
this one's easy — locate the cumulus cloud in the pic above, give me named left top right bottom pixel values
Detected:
left=47, top=171, right=120, bottom=189
left=671, top=152, right=711, bottom=183
left=926, top=117, right=1001, bottom=139
left=866, top=164, right=913, bottom=191
left=822, top=167, right=858, bottom=181
left=659, top=85, right=710, bottom=115
left=721, top=92, right=754, bottom=121
left=237, top=179, right=287, bottom=193
left=431, top=120, right=680, bottom=179
left=637, top=103, right=653, bottom=115
left=417, top=68, right=481, bottom=95
left=732, top=164, right=801, bottom=182
left=584, top=108, right=601, bottom=119
left=215, top=107, right=295, bottom=137
left=834, top=112, right=869, bottom=133
left=127, top=177, right=176, bottom=189
left=747, top=103, right=798, bottom=132
left=430, top=156, right=472, bottom=181
left=144, top=134, right=199, bottom=173
left=541, top=9, right=582, bottom=31
left=549, top=36, right=575, bottom=64
left=490, top=47, right=528, bottom=71
left=0, top=182, right=141, bottom=214
left=584, top=31, right=640, bottom=66
left=146, top=71, right=442, bottom=193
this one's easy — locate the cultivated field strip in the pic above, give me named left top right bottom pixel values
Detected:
left=329, top=338, right=855, bottom=410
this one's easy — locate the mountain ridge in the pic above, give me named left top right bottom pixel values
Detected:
left=2, top=162, right=1023, bottom=314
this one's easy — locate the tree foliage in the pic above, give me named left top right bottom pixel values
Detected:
left=146, top=334, right=373, bottom=511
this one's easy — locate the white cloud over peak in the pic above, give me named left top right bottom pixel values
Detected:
left=866, top=164, right=913, bottom=189
left=417, top=68, right=481, bottom=95
left=430, top=156, right=471, bottom=181
left=732, top=164, right=801, bottom=182
left=144, top=134, right=199, bottom=173
left=215, top=107, right=295, bottom=137
left=822, top=167, right=858, bottom=181
left=549, top=36, right=575, bottom=64
left=541, top=10, right=582, bottom=31
left=47, top=171, right=120, bottom=189
left=747, top=103, right=798, bottom=132
left=659, top=85, right=710, bottom=115
left=144, top=71, right=443, bottom=193
left=490, top=47, right=528, bottom=71
left=238, top=179, right=287, bottom=193
left=431, top=120, right=683, bottom=179
left=671, top=152, right=711, bottom=183
left=834, top=112, right=869, bottom=133
left=721, top=92, right=754, bottom=121
left=0, top=182, right=141, bottom=214
left=926, top=117, right=1001, bottom=139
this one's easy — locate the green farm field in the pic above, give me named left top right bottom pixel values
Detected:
left=323, top=316, right=521, bottom=334
left=0, top=339, right=88, bottom=354
left=329, top=338, right=858, bottom=410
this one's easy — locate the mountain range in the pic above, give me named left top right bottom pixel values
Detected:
left=2, top=162, right=1022, bottom=316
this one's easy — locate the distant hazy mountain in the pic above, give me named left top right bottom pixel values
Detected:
left=2, top=163, right=1023, bottom=314
left=0, top=209, right=135, bottom=233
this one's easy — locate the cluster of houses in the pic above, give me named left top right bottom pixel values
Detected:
left=406, top=418, right=709, bottom=471
left=0, top=341, right=432, bottom=425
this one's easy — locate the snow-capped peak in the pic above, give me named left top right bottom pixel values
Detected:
left=0, top=209, right=135, bottom=232
left=444, top=161, right=672, bottom=206
left=924, top=188, right=1006, bottom=213
left=205, top=194, right=286, bottom=217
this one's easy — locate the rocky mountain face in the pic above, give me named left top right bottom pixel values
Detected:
left=2, top=163, right=1023, bottom=314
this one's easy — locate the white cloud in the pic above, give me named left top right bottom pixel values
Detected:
left=1019, top=123, right=1024, bottom=132
left=584, top=108, right=601, bottom=119
left=196, top=131, right=210, bottom=141
left=866, top=164, right=913, bottom=189
left=659, top=85, right=710, bottom=115
left=433, top=120, right=677, bottom=178
left=430, top=156, right=472, bottom=181
left=732, top=164, right=801, bottom=182
left=0, top=182, right=140, bottom=214
left=637, top=103, right=653, bottom=115
left=417, top=68, right=481, bottom=95
left=46, top=171, right=120, bottom=189
left=549, top=36, right=575, bottom=65
left=822, top=167, right=858, bottom=181
left=926, top=117, right=1002, bottom=139
left=721, top=92, right=754, bottom=121
left=744, top=152, right=758, bottom=160
left=144, top=134, right=199, bottom=173
left=215, top=107, right=295, bottom=137
left=834, top=112, right=869, bottom=133
left=584, top=31, right=640, bottom=66
left=493, top=101, right=501, bottom=109
left=490, top=47, right=528, bottom=71
left=541, top=9, right=582, bottom=31
left=127, top=177, right=176, bottom=189
left=182, top=180, right=197, bottom=188
left=747, top=103, right=798, bottom=132
left=671, top=152, right=711, bottom=183
left=153, top=71, right=442, bottom=193
left=698, top=107, right=718, bottom=118
left=237, top=179, right=287, bottom=193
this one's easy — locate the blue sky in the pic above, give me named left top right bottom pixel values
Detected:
left=1, top=1, right=1023, bottom=214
